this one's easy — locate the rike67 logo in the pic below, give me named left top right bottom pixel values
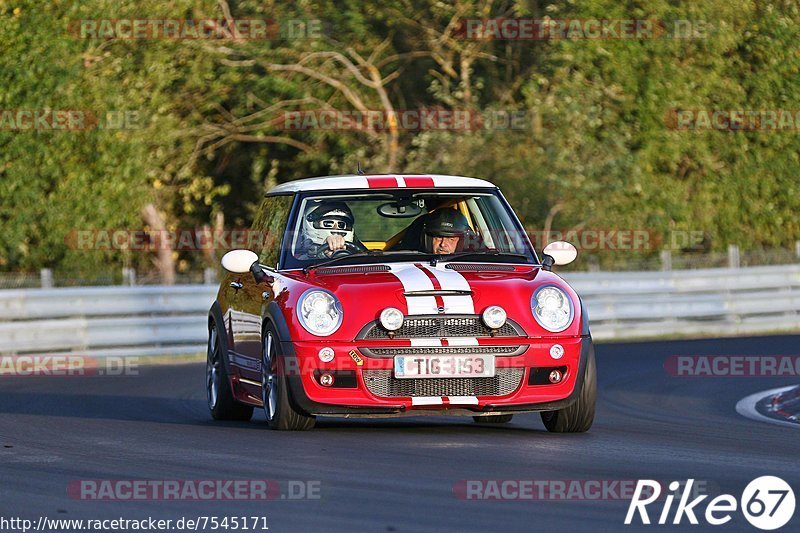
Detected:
left=625, top=477, right=795, bottom=530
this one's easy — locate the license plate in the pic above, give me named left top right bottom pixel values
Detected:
left=394, top=355, right=495, bottom=379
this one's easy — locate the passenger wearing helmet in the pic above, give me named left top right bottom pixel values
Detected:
left=422, top=208, right=472, bottom=254
left=296, top=202, right=363, bottom=259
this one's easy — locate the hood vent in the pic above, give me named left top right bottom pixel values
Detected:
left=446, top=263, right=517, bottom=272
left=315, top=264, right=391, bottom=275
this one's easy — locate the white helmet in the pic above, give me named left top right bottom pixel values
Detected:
left=302, top=202, right=355, bottom=245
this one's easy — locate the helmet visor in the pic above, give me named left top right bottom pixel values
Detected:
left=312, top=216, right=352, bottom=231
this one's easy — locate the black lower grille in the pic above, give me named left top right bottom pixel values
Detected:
left=359, top=315, right=522, bottom=339
left=360, top=346, right=524, bottom=358
left=363, top=368, right=524, bottom=398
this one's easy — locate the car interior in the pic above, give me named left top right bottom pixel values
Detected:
left=289, top=193, right=524, bottom=260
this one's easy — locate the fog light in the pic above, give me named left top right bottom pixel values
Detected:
left=318, top=347, right=335, bottom=363
left=548, top=369, right=563, bottom=384
left=319, top=373, right=334, bottom=387
left=380, top=307, right=404, bottom=331
left=550, top=344, right=564, bottom=359
left=482, top=305, right=507, bottom=329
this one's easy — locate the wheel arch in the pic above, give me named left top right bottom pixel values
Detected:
left=208, top=300, right=233, bottom=375
left=579, top=296, right=591, bottom=336
left=263, top=300, right=293, bottom=344
left=262, top=300, right=315, bottom=416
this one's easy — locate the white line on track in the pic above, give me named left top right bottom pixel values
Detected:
left=735, top=385, right=799, bottom=429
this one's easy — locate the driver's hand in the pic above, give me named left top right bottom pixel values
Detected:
left=325, top=234, right=346, bottom=254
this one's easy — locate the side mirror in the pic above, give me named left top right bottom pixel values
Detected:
left=250, top=261, right=271, bottom=284
left=541, top=241, right=577, bottom=270
left=221, top=249, right=259, bottom=273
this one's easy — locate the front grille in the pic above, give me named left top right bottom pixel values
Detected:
left=363, top=368, right=524, bottom=398
left=360, top=345, right=523, bottom=358
left=360, top=315, right=522, bottom=339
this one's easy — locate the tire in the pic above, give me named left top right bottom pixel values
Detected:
left=262, top=325, right=315, bottom=431
left=473, top=414, right=513, bottom=424
left=541, top=346, right=596, bottom=433
left=207, top=322, right=254, bottom=421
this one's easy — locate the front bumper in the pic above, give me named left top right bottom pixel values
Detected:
left=284, top=335, right=593, bottom=417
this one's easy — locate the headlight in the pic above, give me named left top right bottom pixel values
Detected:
left=481, top=305, right=507, bottom=329
left=297, top=289, right=343, bottom=336
left=531, top=286, right=574, bottom=332
left=379, top=307, right=404, bottom=331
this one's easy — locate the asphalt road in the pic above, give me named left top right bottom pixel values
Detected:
left=1, top=335, right=799, bottom=533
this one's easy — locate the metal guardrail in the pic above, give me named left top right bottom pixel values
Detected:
left=0, top=286, right=217, bottom=357
left=564, top=264, right=800, bottom=339
left=0, top=264, right=798, bottom=357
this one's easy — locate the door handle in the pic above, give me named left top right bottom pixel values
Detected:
left=230, top=281, right=243, bottom=290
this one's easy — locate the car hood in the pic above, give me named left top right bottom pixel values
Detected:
left=282, top=262, right=582, bottom=339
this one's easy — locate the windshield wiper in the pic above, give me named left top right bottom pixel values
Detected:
left=430, top=250, right=529, bottom=266
left=304, top=251, right=382, bottom=272
left=304, top=250, right=435, bottom=273
left=380, top=250, right=430, bottom=257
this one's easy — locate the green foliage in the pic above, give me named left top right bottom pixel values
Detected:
left=1, top=0, right=798, bottom=276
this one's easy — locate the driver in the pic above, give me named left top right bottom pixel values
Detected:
left=422, top=208, right=472, bottom=254
left=296, top=202, right=358, bottom=259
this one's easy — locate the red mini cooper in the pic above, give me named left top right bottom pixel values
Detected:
left=207, top=174, right=595, bottom=431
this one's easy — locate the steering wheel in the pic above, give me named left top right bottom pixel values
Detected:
left=318, top=241, right=367, bottom=258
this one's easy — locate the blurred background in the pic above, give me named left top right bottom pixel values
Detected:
left=1, top=0, right=799, bottom=287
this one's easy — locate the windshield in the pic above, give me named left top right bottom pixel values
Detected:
left=281, top=189, right=536, bottom=269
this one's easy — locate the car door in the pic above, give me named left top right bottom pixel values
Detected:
left=228, top=193, right=295, bottom=386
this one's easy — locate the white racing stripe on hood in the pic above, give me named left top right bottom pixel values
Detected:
left=420, top=263, right=475, bottom=314
left=387, top=263, right=439, bottom=315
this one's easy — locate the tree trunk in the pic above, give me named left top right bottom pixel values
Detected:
left=141, top=203, right=176, bottom=285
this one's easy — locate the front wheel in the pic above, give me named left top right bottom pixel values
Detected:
left=262, top=325, right=315, bottom=431
left=207, top=323, right=253, bottom=421
left=541, top=346, right=596, bottom=433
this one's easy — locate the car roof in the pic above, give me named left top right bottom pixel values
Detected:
left=267, top=174, right=497, bottom=195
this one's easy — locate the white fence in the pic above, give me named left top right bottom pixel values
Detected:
left=0, top=264, right=799, bottom=357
